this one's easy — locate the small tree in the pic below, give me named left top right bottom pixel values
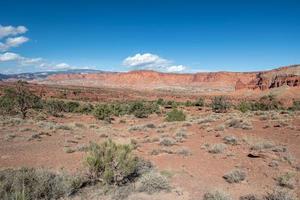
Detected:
left=211, top=96, right=230, bottom=113
left=0, top=81, right=41, bottom=118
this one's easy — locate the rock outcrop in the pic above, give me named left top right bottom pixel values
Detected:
left=44, top=65, right=300, bottom=93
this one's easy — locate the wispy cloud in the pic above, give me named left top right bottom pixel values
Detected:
left=122, top=53, right=187, bottom=72
left=0, top=25, right=95, bottom=72
left=0, top=25, right=27, bottom=38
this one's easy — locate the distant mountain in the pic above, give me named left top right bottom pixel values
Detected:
left=0, top=69, right=105, bottom=81
left=0, top=74, right=10, bottom=80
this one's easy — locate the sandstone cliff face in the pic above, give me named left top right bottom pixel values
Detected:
left=45, top=65, right=300, bottom=93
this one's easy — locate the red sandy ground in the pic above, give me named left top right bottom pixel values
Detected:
left=0, top=108, right=299, bottom=199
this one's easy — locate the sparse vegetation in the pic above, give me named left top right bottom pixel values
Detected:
left=0, top=167, right=84, bottom=200
left=137, top=171, right=170, bottom=194
left=85, top=140, right=139, bottom=185
left=277, top=172, right=295, bottom=189
left=203, top=190, right=232, bottom=200
left=208, top=143, right=227, bottom=154
left=223, top=169, right=246, bottom=183
left=264, top=188, right=296, bottom=200
left=0, top=81, right=41, bottom=118
left=165, top=108, right=186, bottom=122
left=211, top=96, right=230, bottom=113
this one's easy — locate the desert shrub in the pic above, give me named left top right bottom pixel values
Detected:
left=0, top=82, right=41, bottom=118
left=277, top=172, right=295, bottom=189
left=75, top=103, right=94, bottom=114
left=223, top=136, right=238, bottom=145
left=93, top=104, right=113, bottom=122
left=159, top=137, right=176, bottom=146
left=165, top=109, right=186, bottom=122
left=289, top=100, right=300, bottom=111
left=208, top=143, right=227, bottom=154
left=44, top=99, right=66, bottom=116
left=156, top=98, right=165, bottom=106
left=211, top=96, right=230, bottom=113
left=250, top=140, right=275, bottom=151
left=110, top=103, right=128, bottom=116
left=137, top=171, right=170, bottom=194
left=237, top=101, right=252, bottom=113
left=223, top=169, right=246, bottom=183
left=203, top=190, right=232, bottom=200
left=184, top=100, right=193, bottom=107
left=128, top=101, right=148, bottom=118
left=0, top=89, right=16, bottom=115
left=240, top=194, right=261, bottom=200
left=264, top=189, right=296, bottom=200
left=64, top=101, right=80, bottom=112
left=85, top=140, right=139, bottom=185
left=0, top=168, right=84, bottom=200
left=194, top=97, right=205, bottom=107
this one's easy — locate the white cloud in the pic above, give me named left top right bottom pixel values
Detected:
left=0, top=25, right=27, bottom=38
left=166, top=65, right=187, bottom=72
left=0, top=52, right=42, bottom=66
left=55, top=62, right=70, bottom=69
left=0, top=52, right=21, bottom=61
left=122, top=53, right=187, bottom=72
left=6, top=36, right=29, bottom=47
left=122, top=53, right=169, bottom=68
left=0, top=36, right=29, bottom=51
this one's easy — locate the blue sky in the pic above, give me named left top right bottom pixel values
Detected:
left=0, top=0, right=299, bottom=74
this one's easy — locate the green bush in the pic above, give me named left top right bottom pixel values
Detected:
left=0, top=88, right=17, bottom=115
left=194, top=97, right=205, bottom=107
left=43, top=99, right=66, bottom=116
left=85, top=140, right=139, bottom=185
left=211, top=96, right=230, bottom=113
left=93, top=104, right=113, bottom=122
left=64, top=101, right=80, bottom=112
left=0, top=168, right=84, bottom=200
left=237, top=95, right=282, bottom=112
left=75, top=103, right=94, bottom=114
left=289, top=100, right=300, bottom=111
left=0, top=81, right=41, bottom=118
left=236, top=101, right=252, bottom=113
left=165, top=109, right=186, bottom=122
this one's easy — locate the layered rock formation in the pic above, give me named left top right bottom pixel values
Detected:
left=44, top=65, right=300, bottom=93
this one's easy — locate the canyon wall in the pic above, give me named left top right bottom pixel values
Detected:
left=45, top=65, right=300, bottom=93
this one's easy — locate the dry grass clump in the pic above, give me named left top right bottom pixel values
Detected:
left=277, top=172, right=295, bottom=189
left=240, top=194, right=261, bottom=200
left=176, top=147, right=192, bottom=156
left=264, top=188, right=297, bottom=200
left=159, top=137, right=176, bottom=146
left=215, top=124, right=225, bottom=131
left=137, top=171, right=170, bottom=194
left=250, top=140, right=275, bottom=151
left=225, top=117, right=253, bottom=130
left=223, top=169, right=246, bottom=183
left=208, top=144, right=227, bottom=154
left=243, top=137, right=275, bottom=151
left=203, top=190, right=232, bottom=200
left=223, top=136, right=238, bottom=145
left=0, top=168, right=84, bottom=200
